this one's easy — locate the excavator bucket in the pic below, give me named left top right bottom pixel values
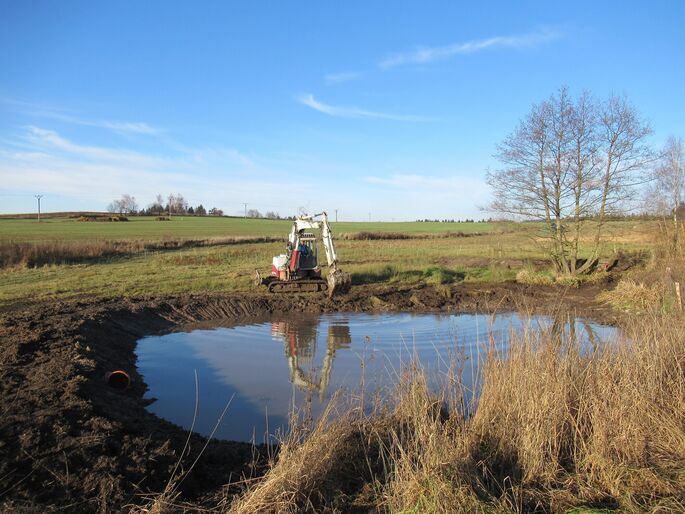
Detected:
left=327, top=269, right=351, bottom=297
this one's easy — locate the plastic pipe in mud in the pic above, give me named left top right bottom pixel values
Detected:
left=106, top=370, right=131, bottom=390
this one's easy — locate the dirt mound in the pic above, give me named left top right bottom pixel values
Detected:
left=0, top=283, right=614, bottom=512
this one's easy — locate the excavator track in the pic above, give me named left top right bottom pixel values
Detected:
left=267, top=279, right=329, bottom=294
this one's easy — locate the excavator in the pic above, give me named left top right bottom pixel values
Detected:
left=255, top=211, right=351, bottom=296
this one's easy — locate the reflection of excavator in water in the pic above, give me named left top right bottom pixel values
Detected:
left=255, top=212, right=351, bottom=296
left=271, top=318, right=351, bottom=401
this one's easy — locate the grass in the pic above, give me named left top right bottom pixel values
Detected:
left=0, top=216, right=499, bottom=243
left=0, top=217, right=658, bottom=307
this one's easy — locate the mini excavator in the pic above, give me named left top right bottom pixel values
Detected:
left=255, top=212, right=351, bottom=296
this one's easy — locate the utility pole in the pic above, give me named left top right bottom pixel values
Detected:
left=35, top=194, right=43, bottom=222
left=243, top=203, right=248, bottom=218
left=335, top=209, right=338, bottom=222
left=368, top=212, right=371, bottom=223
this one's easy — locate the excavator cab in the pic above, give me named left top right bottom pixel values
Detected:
left=294, top=233, right=319, bottom=272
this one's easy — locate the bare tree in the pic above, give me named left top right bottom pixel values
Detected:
left=246, top=209, right=262, bottom=218
left=487, top=88, right=653, bottom=275
left=120, top=194, right=138, bottom=214
left=585, top=94, right=654, bottom=268
left=107, top=200, right=123, bottom=214
left=567, top=91, right=601, bottom=272
left=166, top=193, right=188, bottom=214
left=265, top=211, right=279, bottom=219
left=107, top=194, right=138, bottom=214
left=651, top=136, right=684, bottom=245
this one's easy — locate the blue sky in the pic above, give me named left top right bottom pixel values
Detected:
left=1, top=1, right=683, bottom=219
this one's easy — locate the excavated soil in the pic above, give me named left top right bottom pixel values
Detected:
left=0, top=282, right=617, bottom=513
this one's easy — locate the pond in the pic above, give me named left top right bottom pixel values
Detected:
left=136, top=312, right=617, bottom=442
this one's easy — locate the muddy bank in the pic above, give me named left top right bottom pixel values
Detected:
left=0, top=282, right=617, bottom=513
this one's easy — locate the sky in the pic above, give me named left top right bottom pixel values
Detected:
left=1, top=1, right=683, bottom=220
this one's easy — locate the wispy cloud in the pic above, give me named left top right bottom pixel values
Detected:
left=297, top=94, right=433, bottom=122
left=324, top=71, right=362, bottom=85
left=24, top=126, right=167, bottom=167
left=0, top=126, right=313, bottom=214
left=379, top=27, right=562, bottom=69
left=56, top=114, right=158, bottom=135
left=0, top=96, right=159, bottom=135
left=0, top=126, right=486, bottom=219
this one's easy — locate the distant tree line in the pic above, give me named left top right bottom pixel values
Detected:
left=107, top=193, right=224, bottom=217
left=106, top=193, right=300, bottom=219
left=246, top=209, right=289, bottom=219
left=416, top=218, right=493, bottom=223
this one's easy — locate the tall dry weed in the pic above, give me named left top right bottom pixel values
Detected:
left=227, top=394, right=371, bottom=514
left=228, top=313, right=685, bottom=513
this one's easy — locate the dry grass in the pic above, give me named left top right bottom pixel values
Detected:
left=516, top=269, right=610, bottom=289
left=596, top=223, right=685, bottom=314
left=596, top=278, right=665, bottom=312
left=339, top=231, right=482, bottom=240
left=0, top=236, right=281, bottom=268
left=226, top=396, right=375, bottom=514
left=516, top=269, right=556, bottom=286
left=213, top=311, right=685, bottom=514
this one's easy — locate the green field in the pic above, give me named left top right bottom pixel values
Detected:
left=0, top=216, right=655, bottom=307
left=0, top=216, right=496, bottom=243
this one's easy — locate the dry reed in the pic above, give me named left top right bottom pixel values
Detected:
left=224, top=313, right=685, bottom=513
left=0, top=236, right=281, bottom=268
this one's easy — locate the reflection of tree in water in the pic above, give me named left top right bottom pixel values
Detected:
left=548, top=314, right=600, bottom=352
left=271, top=317, right=351, bottom=400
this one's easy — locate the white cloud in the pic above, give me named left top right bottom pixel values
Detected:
left=81, top=119, right=158, bottom=135
left=39, top=112, right=159, bottom=135
left=0, top=96, right=160, bottom=135
left=379, top=27, right=562, bottom=69
left=0, top=127, right=487, bottom=220
left=297, top=94, right=434, bottom=122
left=25, top=126, right=167, bottom=167
left=324, top=71, right=362, bottom=85
left=0, top=126, right=315, bottom=214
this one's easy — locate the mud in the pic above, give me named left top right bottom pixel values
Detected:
left=0, top=282, right=617, bottom=513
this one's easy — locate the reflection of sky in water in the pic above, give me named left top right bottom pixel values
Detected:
left=136, top=313, right=617, bottom=442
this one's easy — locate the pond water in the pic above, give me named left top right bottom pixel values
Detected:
left=136, top=312, right=617, bottom=442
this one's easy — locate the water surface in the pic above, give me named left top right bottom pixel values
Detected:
left=136, top=312, right=616, bottom=442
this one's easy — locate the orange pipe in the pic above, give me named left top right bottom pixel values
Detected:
left=106, top=370, right=131, bottom=390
